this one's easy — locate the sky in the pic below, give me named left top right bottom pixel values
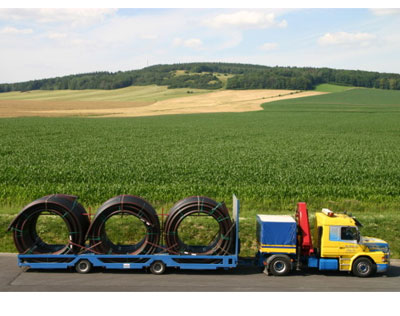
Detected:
left=1, top=5, right=400, bottom=83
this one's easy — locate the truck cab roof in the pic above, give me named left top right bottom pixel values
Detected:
left=315, top=212, right=356, bottom=227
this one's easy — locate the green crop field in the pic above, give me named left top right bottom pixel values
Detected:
left=1, top=87, right=399, bottom=257
left=0, top=85, right=212, bottom=102
left=314, top=83, right=354, bottom=93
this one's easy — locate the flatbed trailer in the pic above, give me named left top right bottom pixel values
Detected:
left=18, top=253, right=238, bottom=274
left=17, top=195, right=240, bottom=274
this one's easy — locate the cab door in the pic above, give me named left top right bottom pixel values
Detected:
left=321, top=225, right=360, bottom=258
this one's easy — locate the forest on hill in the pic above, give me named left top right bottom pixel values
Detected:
left=1, top=62, right=400, bottom=92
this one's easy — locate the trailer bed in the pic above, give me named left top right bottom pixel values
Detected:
left=18, top=253, right=238, bottom=271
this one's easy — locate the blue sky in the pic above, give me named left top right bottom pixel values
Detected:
left=1, top=7, right=400, bottom=83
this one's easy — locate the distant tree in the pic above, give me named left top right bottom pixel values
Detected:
left=1, top=62, right=400, bottom=92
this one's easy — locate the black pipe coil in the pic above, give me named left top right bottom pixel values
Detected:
left=8, top=194, right=90, bottom=255
left=86, top=195, right=160, bottom=256
left=164, top=196, right=235, bottom=258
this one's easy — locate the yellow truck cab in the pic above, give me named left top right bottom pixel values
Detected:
left=312, top=208, right=390, bottom=277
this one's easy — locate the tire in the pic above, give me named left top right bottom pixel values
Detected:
left=75, top=259, right=92, bottom=274
left=150, top=261, right=166, bottom=275
left=352, top=257, right=375, bottom=277
left=269, top=256, right=291, bottom=276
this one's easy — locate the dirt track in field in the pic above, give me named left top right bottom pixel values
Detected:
left=0, top=90, right=326, bottom=118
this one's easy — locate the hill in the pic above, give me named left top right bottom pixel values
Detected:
left=1, top=63, right=400, bottom=93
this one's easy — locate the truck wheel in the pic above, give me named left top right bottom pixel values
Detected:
left=269, top=256, right=291, bottom=276
left=75, top=259, right=92, bottom=274
left=352, top=257, right=375, bottom=277
left=150, top=261, right=166, bottom=275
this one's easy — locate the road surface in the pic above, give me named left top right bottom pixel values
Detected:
left=0, top=254, right=399, bottom=291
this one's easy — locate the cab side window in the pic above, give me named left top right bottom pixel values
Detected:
left=341, top=227, right=357, bottom=240
left=329, top=226, right=358, bottom=242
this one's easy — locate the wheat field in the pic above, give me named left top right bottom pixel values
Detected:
left=0, top=86, right=325, bottom=117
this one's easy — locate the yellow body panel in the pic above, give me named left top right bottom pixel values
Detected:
left=259, top=243, right=296, bottom=254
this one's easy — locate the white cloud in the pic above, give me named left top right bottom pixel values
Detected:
left=140, top=34, right=158, bottom=40
left=0, top=26, right=33, bottom=35
left=184, top=38, right=203, bottom=48
left=173, top=37, right=203, bottom=49
left=370, top=8, right=400, bottom=16
left=260, top=42, right=279, bottom=51
left=87, top=13, right=186, bottom=48
left=205, top=10, right=287, bottom=29
left=216, top=31, right=243, bottom=50
left=318, top=32, right=376, bottom=46
left=46, top=32, right=68, bottom=39
left=0, top=8, right=117, bottom=27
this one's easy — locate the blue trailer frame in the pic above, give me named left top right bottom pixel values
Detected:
left=17, top=195, right=240, bottom=273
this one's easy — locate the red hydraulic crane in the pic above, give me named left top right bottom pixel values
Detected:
left=296, top=202, right=314, bottom=256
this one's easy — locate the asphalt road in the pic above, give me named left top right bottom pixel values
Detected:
left=0, top=253, right=399, bottom=291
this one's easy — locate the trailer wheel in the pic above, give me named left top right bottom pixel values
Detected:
left=269, top=256, right=291, bottom=276
left=75, top=259, right=92, bottom=274
left=150, top=261, right=166, bottom=275
left=352, top=257, right=375, bottom=277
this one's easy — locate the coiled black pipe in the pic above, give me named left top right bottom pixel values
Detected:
left=86, top=195, right=160, bottom=256
left=8, top=194, right=90, bottom=255
left=164, top=196, right=235, bottom=257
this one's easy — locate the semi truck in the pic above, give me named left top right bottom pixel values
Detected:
left=256, top=202, right=390, bottom=277
left=10, top=195, right=390, bottom=277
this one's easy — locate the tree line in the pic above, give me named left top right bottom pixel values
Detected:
left=1, top=62, right=400, bottom=93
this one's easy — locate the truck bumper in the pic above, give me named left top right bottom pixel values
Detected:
left=376, top=263, right=389, bottom=273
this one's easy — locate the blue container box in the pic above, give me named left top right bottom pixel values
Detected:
left=256, top=215, right=297, bottom=253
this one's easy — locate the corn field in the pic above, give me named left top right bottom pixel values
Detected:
left=1, top=87, right=400, bottom=256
